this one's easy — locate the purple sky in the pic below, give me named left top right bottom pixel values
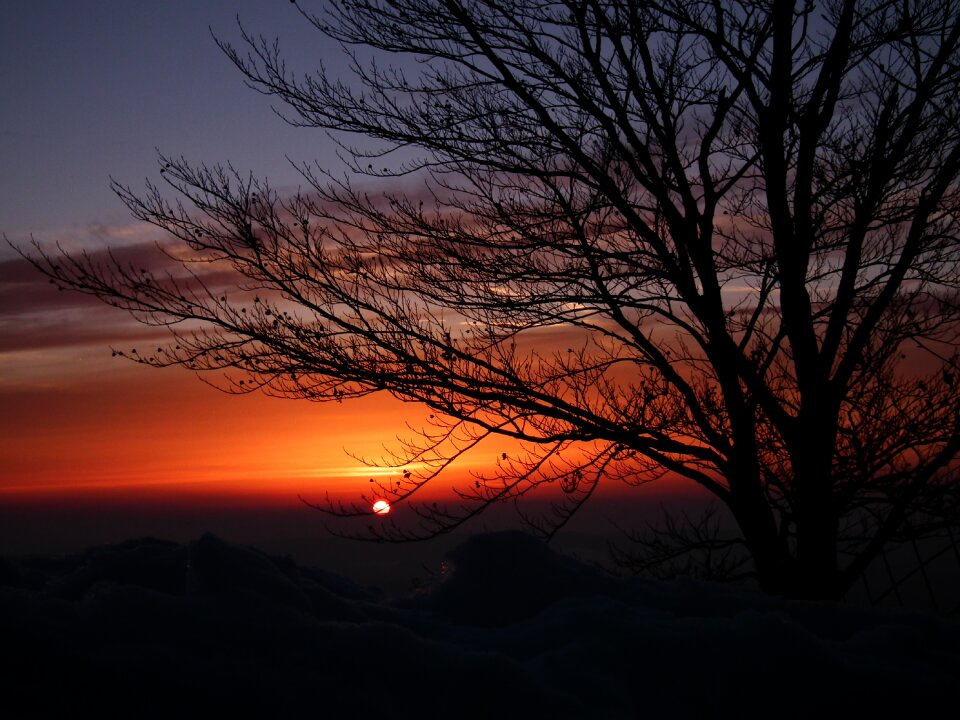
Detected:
left=1, top=0, right=344, bottom=241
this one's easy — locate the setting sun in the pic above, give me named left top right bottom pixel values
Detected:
left=372, top=499, right=391, bottom=515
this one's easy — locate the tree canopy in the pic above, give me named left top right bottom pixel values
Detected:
left=19, top=0, right=960, bottom=600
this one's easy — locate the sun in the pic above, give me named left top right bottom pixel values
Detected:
left=372, top=499, right=391, bottom=515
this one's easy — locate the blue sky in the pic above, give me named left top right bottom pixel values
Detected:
left=1, top=0, right=344, bottom=241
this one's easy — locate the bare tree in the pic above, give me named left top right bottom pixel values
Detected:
left=15, top=0, right=960, bottom=600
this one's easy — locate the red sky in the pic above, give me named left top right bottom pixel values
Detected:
left=0, top=242, right=496, bottom=509
left=0, top=342, right=427, bottom=503
left=1, top=228, right=594, bottom=538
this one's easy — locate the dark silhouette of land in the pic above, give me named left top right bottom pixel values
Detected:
left=2, top=531, right=958, bottom=719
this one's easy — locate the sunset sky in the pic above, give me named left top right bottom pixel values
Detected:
left=2, top=1, right=681, bottom=557
left=0, top=1, right=469, bottom=527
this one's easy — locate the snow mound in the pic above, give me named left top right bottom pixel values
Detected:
left=2, top=532, right=956, bottom=718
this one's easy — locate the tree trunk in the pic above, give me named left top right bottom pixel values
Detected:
left=727, top=477, right=792, bottom=597
left=791, top=435, right=841, bottom=600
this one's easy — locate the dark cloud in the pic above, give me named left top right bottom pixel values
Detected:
left=0, top=255, right=109, bottom=314
left=2, top=532, right=956, bottom=718
left=0, top=242, right=244, bottom=353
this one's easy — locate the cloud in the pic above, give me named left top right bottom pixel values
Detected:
left=0, top=237, right=247, bottom=353
left=0, top=257, right=159, bottom=353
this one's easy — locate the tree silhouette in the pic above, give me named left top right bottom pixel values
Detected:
left=17, top=0, right=960, bottom=600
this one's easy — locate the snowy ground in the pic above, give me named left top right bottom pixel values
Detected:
left=3, top=531, right=957, bottom=718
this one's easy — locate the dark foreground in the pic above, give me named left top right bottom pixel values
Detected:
left=2, top=531, right=957, bottom=719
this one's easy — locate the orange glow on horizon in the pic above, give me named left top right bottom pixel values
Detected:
left=1, top=340, right=705, bottom=512
left=0, top=350, right=463, bottom=502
